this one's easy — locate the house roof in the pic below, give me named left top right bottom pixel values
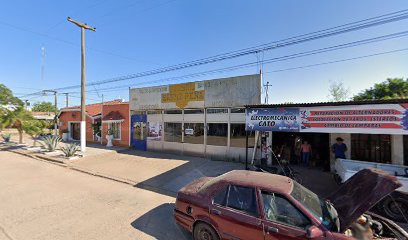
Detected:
left=246, top=98, right=408, bottom=108
left=102, top=111, right=125, bottom=121
left=60, top=100, right=127, bottom=116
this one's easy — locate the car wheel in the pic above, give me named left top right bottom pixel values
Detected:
left=380, top=194, right=408, bottom=222
left=193, top=222, right=219, bottom=240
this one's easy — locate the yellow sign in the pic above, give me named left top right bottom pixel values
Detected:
left=161, top=82, right=205, bottom=109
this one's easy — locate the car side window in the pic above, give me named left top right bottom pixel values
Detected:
left=262, top=191, right=310, bottom=229
left=226, top=185, right=258, bottom=217
left=213, top=185, right=228, bottom=206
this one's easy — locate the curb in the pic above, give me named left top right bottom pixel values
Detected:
left=5, top=149, right=138, bottom=187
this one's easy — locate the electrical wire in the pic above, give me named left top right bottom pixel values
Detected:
left=41, top=29, right=408, bottom=95
left=16, top=9, right=408, bottom=97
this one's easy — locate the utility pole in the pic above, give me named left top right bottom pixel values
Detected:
left=43, top=90, right=58, bottom=136
left=62, top=93, right=69, bottom=107
left=263, top=81, right=272, bottom=104
left=67, top=17, right=96, bottom=153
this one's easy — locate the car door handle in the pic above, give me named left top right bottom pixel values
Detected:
left=267, top=226, right=279, bottom=234
left=210, top=209, right=221, bottom=216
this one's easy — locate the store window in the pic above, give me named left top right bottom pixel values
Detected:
left=207, top=123, right=228, bottom=146
left=184, top=123, right=204, bottom=144
left=207, top=108, right=228, bottom=114
left=147, top=122, right=162, bottom=141
left=164, top=109, right=182, bottom=114
left=231, top=108, right=245, bottom=113
left=351, top=134, right=391, bottom=163
left=184, top=109, right=204, bottom=114
left=164, top=122, right=182, bottom=142
left=109, top=122, right=121, bottom=140
left=147, top=110, right=162, bottom=115
left=230, top=124, right=255, bottom=148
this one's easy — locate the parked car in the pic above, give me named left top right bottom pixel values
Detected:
left=174, top=169, right=408, bottom=240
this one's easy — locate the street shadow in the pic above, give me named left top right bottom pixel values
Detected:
left=132, top=153, right=244, bottom=198
left=130, top=203, right=191, bottom=240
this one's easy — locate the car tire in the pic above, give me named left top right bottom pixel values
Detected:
left=193, top=222, right=220, bottom=240
left=380, top=193, right=408, bottom=222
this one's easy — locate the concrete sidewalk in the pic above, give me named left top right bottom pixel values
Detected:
left=68, top=150, right=245, bottom=197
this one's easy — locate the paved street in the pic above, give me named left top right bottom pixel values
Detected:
left=0, top=151, right=189, bottom=240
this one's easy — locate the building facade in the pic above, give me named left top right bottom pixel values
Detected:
left=246, top=99, right=408, bottom=170
left=129, top=74, right=262, bottom=160
left=58, top=100, right=130, bottom=147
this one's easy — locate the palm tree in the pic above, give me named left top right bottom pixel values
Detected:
left=1, top=107, right=33, bottom=144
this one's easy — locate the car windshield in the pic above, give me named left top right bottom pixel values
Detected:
left=290, top=182, right=340, bottom=232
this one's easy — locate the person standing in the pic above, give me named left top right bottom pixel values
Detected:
left=332, top=137, right=348, bottom=159
left=300, top=140, right=312, bottom=166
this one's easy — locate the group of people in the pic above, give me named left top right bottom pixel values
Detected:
left=278, top=137, right=348, bottom=167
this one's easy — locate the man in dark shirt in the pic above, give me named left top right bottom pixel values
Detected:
left=332, top=137, right=347, bottom=159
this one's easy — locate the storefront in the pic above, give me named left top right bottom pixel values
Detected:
left=246, top=99, right=408, bottom=171
left=129, top=74, right=261, bottom=161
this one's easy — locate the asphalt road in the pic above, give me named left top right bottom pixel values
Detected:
left=0, top=151, right=190, bottom=240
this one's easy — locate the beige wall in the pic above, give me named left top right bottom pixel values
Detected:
left=391, top=135, right=404, bottom=165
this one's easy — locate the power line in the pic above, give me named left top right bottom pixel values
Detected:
left=42, top=29, right=408, bottom=95
left=21, top=9, right=408, bottom=94
left=65, top=47, right=408, bottom=96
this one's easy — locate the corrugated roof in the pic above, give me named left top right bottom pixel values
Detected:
left=246, top=98, right=408, bottom=108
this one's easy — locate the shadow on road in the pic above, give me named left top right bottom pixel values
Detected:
left=130, top=203, right=191, bottom=240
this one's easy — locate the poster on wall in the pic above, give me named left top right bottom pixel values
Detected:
left=147, top=122, right=162, bottom=140
left=246, top=104, right=408, bottom=135
left=246, top=108, right=300, bottom=132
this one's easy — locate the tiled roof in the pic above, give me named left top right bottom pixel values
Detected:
left=246, top=98, right=408, bottom=108
left=61, top=100, right=125, bottom=116
left=102, top=111, right=125, bottom=121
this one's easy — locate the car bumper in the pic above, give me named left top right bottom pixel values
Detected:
left=174, top=208, right=194, bottom=232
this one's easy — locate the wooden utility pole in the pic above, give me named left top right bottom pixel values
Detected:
left=67, top=17, right=96, bottom=152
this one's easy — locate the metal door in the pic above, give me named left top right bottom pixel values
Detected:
left=131, top=114, right=147, bottom=151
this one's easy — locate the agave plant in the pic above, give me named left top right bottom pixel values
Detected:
left=40, top=135, right=61, bottom=152
left=1, top=133, right=11, bottom=142
left=61, top=143, right=79, bottom=157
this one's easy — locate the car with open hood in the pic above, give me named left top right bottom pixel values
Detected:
left=174, top=169, right=408, bottom=240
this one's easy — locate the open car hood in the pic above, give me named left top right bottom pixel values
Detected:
left=327, top=168, right=402, bottom=232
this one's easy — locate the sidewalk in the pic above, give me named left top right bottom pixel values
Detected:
left=68, top=150, right=245, bottom=197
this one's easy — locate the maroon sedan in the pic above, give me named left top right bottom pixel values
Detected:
left=174, top=169, right=408, bottom=240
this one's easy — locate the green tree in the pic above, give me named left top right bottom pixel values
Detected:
left=31, top=101, right=57, bottom=112
left=327, top=80, right=350, bottom=102
left=1, top=107, right=33, bottom=143
left=22, top=120, right=45, bottom=146
left=353, top=78, right=408, bottom=100
left=0, top=84, right=23, bottom=107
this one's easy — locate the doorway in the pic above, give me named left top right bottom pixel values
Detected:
left=70, top=123, right=80, bottom=140
left=272, top=132, right=330, bottom=170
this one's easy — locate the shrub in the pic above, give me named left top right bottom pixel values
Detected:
left=1, top=133, right=11, bottom=142
left=61, top=143, right=79, bottom=157
left=40, top=135, right=61, bottom=152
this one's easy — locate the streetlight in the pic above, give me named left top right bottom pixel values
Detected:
left=67, top=17, right=96, bottom=152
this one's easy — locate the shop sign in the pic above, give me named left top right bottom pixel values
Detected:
left=246, top=108, right=300, bottom=132
left=246, top=104, right=408, bottom=135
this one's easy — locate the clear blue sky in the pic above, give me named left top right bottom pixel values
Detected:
left=1, top=0, right=408, bottom=108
